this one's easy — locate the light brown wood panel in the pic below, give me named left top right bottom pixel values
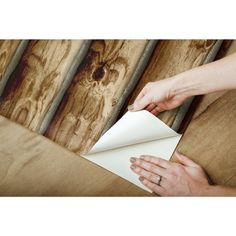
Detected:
left=123, top=40, right=217, bottom=126
left=173, top=40, right=236, bottom=187
left=45, top=40, right=148, bottom=154
left=175, top=90, right=236, bottom=187
left=0, top=40, right=20, bottom=81
left=0, top=115, right=151, bottom=196
left=0, top=40, right=84, bottom=131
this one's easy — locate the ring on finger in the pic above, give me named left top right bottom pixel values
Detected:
left=156, top=175, right=162, bottom=186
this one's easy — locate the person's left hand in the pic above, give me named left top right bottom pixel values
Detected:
left=130, top=151, right=211, bottom=196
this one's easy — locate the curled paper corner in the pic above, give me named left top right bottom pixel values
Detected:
left=82, top=110, right=182, bottom=192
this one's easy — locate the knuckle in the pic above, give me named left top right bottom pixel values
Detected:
left=139, top=155, right=146, bottom=159
left=143, top=155, right=150, bottom=161
left=147, top=172, right=155, bottom=180
left=150, top=96, right=156, bottom=103
left=154, top=157, right=161, bottom=164
left=144, top=179, right=153, bottom=187
left=135, top=167, right=142, bottom=174
left=140, top=160, right=152, bottom=170
left=153, top=186, right=164, bottom=196
left=139, top=160, right=145, bottom=167
left=135, top=159, right=141, bottom=165
left=149, top=165, right=156, bottom=173
left=143, top=179, right=150, bottom=187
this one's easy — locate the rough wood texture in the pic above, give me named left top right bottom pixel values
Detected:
left=45, top=40, right=148, bottom=154
left=0, top=40, right=84, bottom=132
left=123, top=40, right=217, bottom=127
left=214, top=40, right=232, bottom=60
left=173, top=40, right=236, bottom=187
left=0, top=115, right=151, bottom=196
left=0, top=40, right=20, bottom=81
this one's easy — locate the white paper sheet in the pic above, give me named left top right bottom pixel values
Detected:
left=82, top=110, right=182, bottom=192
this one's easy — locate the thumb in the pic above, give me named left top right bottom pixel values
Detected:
left=175, top=150, right=200, bottom=168
left=132, top=95, right=151, bottom=111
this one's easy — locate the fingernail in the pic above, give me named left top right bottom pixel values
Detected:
left=130, top=165, right=136, bottom=170
left=130, top=157, right=137, bottom=163
left=128, top=104, right=134, bottom=111
left=139, top=176, right=144, bottom=181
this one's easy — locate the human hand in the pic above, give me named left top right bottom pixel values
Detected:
left=130, top=151, right=211, bottom=196
left=128, top=78, right=189, bottom=116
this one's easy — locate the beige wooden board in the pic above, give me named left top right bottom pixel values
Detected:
left=45, top=40, right=148, bottom=154
left=0, top=40, right=84, bottom=132
left=174, top=40, right=236, bottom=187
left=0, top=115, right=151, bottom=196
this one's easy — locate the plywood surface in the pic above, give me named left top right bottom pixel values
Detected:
left=123, top=40, right=218, bottom=127
left=0, top=40, right=84, bottom=132
left=0, top=115, right=151, bottom=196
left=174, top=41, right=236, bottom=187
left=45, top=40, right=148, bottom=154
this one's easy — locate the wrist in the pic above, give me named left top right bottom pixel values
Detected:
left=200, top=185, right=218, bottom=196
left=200, top=185, right=236, bottom=196
left=169, top=68, right=207, bottom=98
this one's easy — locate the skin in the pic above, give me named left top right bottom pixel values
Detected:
left=129, top=52, right=236, bottom=196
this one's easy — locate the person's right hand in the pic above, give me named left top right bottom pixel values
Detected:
left=128, top=78, right=189, bottom=116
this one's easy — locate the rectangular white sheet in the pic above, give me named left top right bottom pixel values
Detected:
left=82, top=110, right=182, bottom=192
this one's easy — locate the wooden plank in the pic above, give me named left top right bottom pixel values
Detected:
left=214, top=40, right=233, bottom=60
left=101, top=40, right=157, bottom=133
left=0, top=40, right=20, bottom=81
left=122, top=40, right=218, bottom=127
left=45, top=40, right=149, bottom=154
left=175, top=90, right=236, bottom=187
left=0, top=115, right=151, bottom=196
left=38, top=40, right=91, bottom=134
left=0, top=41, right=29, bottom=96
left=0, top=40, right=85, bottom=132
left=173, top=40, right=236, bottom=187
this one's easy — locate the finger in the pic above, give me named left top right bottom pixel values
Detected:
left=135, top=87, right=146, bottom=101
left=139, top=155, right=171, bottom=169
left=145, top=103, right=156, bottom=112
left=132, top=159, right=168, bottom=177
left=150, top=106, right=165, bottom=116
left=139, top=177, right=165, bottom=196
left=132, top=95, right=151, bottom=111
left=128, top=88, right=146, bottom=111
left=175, top=150, right=200, bottom=168
left=131, top=165, right=162, bottom=184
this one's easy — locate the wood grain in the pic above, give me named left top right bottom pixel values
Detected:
left=173, top=40, right=236, bottom=187
left=0, top=115, right=151, bottom=196
left=45, top=40, right=148, bottom=154
left=0, top=40, right=20, bottom=81
left=123, top=40, right=218, bottom=127
left=0, top=40, right=84, bottom=132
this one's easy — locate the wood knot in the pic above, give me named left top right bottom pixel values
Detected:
left=92, top=66, right=105, bottom=81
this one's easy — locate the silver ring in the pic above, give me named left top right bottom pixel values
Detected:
left=156, top=175, right=162, bottom=186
